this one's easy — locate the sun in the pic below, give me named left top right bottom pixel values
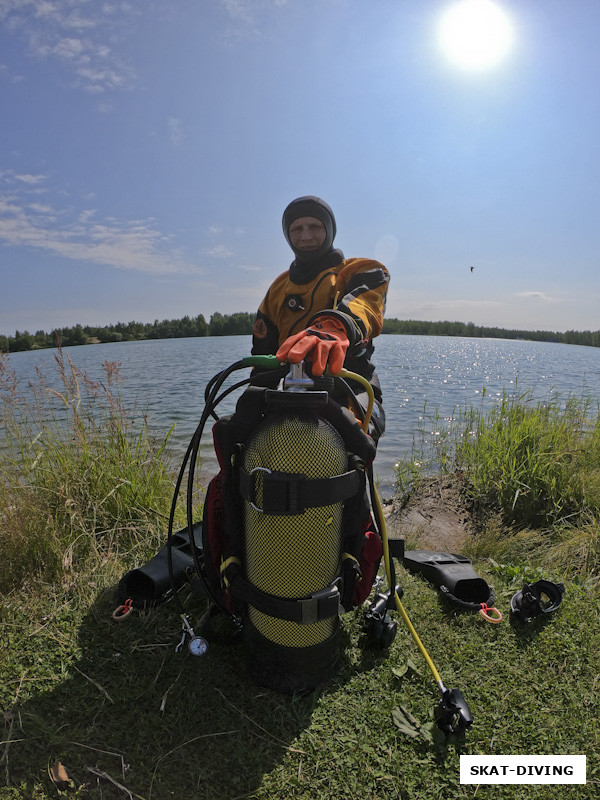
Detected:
left=438, top=0, right=514, bottom=71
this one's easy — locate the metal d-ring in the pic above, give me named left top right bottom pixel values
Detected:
left=249, top=466, right=271, bottom=512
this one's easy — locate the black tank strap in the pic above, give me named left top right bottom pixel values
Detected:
left=225, top=567, right=342, bottom=624
left=238, top=467, right=360, bottom=515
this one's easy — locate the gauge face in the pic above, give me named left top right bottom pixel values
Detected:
left=189, top=636, right=208, bottom=656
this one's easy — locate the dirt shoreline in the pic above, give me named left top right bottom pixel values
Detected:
left=383, top=475, right=473, bottom=553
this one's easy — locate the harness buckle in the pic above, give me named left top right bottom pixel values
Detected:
left=299, top=581, right=341, bottom=625
left=247, top=467, right=305, bottom=515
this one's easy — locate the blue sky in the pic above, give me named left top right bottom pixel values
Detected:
left=1, top=0, right=599, bottom=337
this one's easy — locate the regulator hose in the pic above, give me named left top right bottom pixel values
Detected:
left=166, top=355, right=286, bottom=619
left=334, top=367, right=472, bottom=734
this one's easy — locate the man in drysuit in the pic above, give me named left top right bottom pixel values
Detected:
left=251, top=195, right=390, bottom=442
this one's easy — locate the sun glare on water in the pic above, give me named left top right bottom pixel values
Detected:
left=438, top=0, right=514, bottom=70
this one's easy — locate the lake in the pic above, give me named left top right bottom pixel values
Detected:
left=4, top=335, right=600, bottom=497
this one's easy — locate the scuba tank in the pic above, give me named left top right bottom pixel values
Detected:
left=118, top=354, right=472, bottom=734
left=240, top=388, right=349, bottom=691
left=183, top=359, right=378, bottom=693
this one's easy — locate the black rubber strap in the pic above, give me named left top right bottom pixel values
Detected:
left=227, top=571, right=341, bottom=624
left=510, top=579, right=565, bottom=621
left=239, top=467, right=360, bottom=515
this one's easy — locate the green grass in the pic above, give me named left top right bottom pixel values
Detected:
left=455, top=392, right=600, bottom=530
left=0, top=349, right=180, bottom=594
left=1, top=358, right=599, bottom=798
left=2, top=574, right=598, bottom=799
left=398, top=389, right=600, bottom=585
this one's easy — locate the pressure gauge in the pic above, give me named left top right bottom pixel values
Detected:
left=188, top=636, right=208, bottom=657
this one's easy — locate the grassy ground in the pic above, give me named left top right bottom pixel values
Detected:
left=2, top=568, right=598, bottom=799
left=1, top=354, right=599, bottom=798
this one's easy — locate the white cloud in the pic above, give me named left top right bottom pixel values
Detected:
left=95, top=99, right=114, bottom=113
left=28, top=202, right=54, bottom=214
left=383, top=286, right=592, bottom=332
left=222, top=0, right=288, bottom=21
left=218, top=0, right=289, bottom=42
left=78, top=208, right=97, bottom=223
left=167, top=117, right=183, bottom=147
left=33, top=1, right=58, bottom=20
left=13, top=172, right=47, bottom=185
left=53, top=36, right=85, bottom=59
left=0, top=0, right=136, bottom=92
left=206, top=244, right=234, bottom=258
left=0, top=176, right=201, bottom=275
left=418, top=298, right=504, bottom=312
left=207, top=224, right=245, bottom=244
left=515, top=291, right=559, bottom=303
left=221, top=1, right=256, bottom=24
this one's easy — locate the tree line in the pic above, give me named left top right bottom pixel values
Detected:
left=381, top=318, right=600, bottom=348
left=0, top=312, right=255, bottom=353
left=2, top=314, right=600, bottom=353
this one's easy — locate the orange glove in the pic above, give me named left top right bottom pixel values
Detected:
left=276, top=316, right=349, bottom=376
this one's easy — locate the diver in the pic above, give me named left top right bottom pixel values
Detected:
left=251, top=196, right=390, bottom=442
left=117, top=197, right=390, bottom=685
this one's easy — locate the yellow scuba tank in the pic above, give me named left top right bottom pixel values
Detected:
left=240, top=388, right=349, bottom=692
left=164, top=355, right=472, bottom=734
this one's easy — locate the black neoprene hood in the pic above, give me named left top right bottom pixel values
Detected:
left=282, top=196, right=337, bottom=263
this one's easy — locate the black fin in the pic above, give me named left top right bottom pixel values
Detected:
left=402, top=550, right=494, bottom=610
left=118, top=524, right=202, bottom=609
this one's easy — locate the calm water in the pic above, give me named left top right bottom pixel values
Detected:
left=4, top=335, right=600, bottom=497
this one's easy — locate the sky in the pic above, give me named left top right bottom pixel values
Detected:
left=1, top=0, right=599, bottom=337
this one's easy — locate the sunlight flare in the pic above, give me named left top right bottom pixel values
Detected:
left=438, top=0, right=514, bottom=70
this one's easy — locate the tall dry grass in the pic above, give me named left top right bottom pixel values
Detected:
left=0, top=348, right=178, bottom=594
left=396, top=389, right=600, bottom=583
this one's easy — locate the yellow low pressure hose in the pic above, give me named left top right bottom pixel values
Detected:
left=335, top=368, right=445, bottom=692
left=373, top=485, right=444, bottom=689
left=337, top=367, right=374, bottom=433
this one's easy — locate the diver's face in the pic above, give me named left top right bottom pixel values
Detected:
left=288, top=217, right=327, bottom=251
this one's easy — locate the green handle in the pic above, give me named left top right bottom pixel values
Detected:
left=240, top=355, right=283, bottom=369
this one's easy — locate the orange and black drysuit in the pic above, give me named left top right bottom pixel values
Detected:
left=252, top=255, right=390, bottom=439
left=251, top=196, right=390, bottom=440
